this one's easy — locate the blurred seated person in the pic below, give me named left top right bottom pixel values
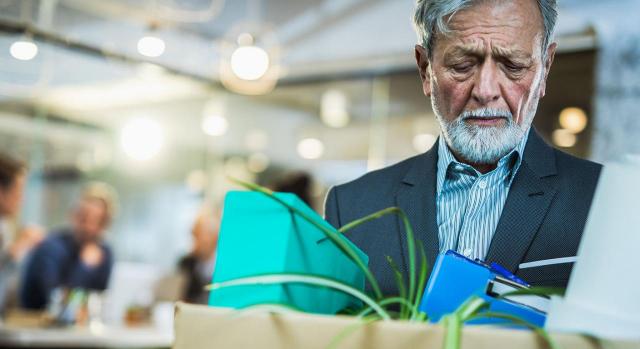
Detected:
left=272, top=171, right=313, bottom=208
left=177, top=207, right=220, bottom=304
left=0, top=152, right=44, bottom=315
left=20, top=182, right=117, bottom=310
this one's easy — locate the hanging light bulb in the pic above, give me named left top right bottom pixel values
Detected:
left=230, top=44, right=270, bottom=81
left=559, top=107, right=588, bottom=134
left=137, top=36, right=166, bottom=57
left=219, top=24, right=281, bottom=95
left=201, top=99, right=228, bottom=136
left=297, top=138, right=324, bottom=160
left=202, top=115, right=228, bottom=136
left=120, top=118, right=164, bottom=161
left=10, top=40, right=38, bottom=61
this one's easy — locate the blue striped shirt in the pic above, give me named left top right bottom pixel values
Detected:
left=436, top=131, right=529, bottom=260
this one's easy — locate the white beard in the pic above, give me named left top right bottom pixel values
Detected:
left=435, top=107, right=533, bottom=165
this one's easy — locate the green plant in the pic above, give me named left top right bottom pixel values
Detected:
left=207, top=179, right=562, bottom=349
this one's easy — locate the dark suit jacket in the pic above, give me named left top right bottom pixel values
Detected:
left=324, top=129, right=601, bottom=296
left=21, top=229, right=113, bottom=309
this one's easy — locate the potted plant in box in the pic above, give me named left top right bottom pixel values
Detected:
left=206, top=179, right=563, bottom=349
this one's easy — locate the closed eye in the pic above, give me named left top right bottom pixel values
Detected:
left=451, top=63, right=474, bottom=74
left=501, top=62, right=526, bottom=74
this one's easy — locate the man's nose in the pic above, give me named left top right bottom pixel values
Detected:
left=471, top=62, right=501, bottom=105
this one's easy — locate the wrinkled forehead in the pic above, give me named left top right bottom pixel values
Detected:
left=441, top=36, right=542, bottom=63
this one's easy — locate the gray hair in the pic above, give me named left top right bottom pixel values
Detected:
left=413, top=0, right=557, bottom=57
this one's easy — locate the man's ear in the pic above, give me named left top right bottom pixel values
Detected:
left=539, top=42, right=557, bottom=98
left=415, top=45, right=432, bottom=97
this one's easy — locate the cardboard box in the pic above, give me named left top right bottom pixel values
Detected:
left=209, top=191, right=368, bottom=315
left=174, top=303, right=617, bottom=349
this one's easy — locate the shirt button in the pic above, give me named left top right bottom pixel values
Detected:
left=462, top=248, right=473, bottom=257
left=477, top=180, right=487, bottom=189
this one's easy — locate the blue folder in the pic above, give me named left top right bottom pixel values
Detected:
left=419, top=250, right=547, bottom=327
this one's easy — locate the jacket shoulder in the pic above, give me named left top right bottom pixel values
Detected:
left=334, top=153, right=424, bottom=193
left=36, top=232, right=69, bottom=254
left=553, top=149, right=602, bottom=181
left=325, top=153, right=426, bottom=226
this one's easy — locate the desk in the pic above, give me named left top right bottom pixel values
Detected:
left=0, top=325, right=173, bottom=348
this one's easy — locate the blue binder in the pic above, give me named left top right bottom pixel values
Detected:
left=419, top=250, right=547, bottom=327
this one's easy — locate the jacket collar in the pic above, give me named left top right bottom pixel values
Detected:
left=521, top=127, right=557, bottom=178
left=402, top=127, right=554, bottom=185
left=396, top=127, right=558, bottom=272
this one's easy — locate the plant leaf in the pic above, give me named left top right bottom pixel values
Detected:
left=413, top=240, right=429, bottom=317
left=207, top=273, right=391, bottom=321
left=337, top=207, right=399, bottom=233
left=454, top=296, right=489, bottom=322
left=395, top=209, right=417, bottom=309
left=442, top=313, right=462, bottom=349
left=228, top=177, right=383, bottom=300
left=338, top=207, right=417, bottom=308
left=356, top=297, right=417, bottom=320
left=385, top=255, right=408, bottom=317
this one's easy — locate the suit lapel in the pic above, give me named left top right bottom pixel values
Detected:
left=485, top=129, right=558, bottom=272
left=395, top=140, right=440, bottom=272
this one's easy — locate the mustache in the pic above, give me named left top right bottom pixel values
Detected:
left=459, top=108, right=513, bottom=120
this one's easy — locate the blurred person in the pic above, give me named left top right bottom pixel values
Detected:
left=0, top=153, right=26, bottom=231
left=177, top=207, right=220, bottom=304
left=0, top=152, right=43, bottom=315
left=272, top=172, right=313, bottom=208
left=20, top=182, right=117, bottom=310
left=325, top=0, right=602, bottom=295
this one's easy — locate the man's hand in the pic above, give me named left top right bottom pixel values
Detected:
left=80, top=243, right=104, bottom=268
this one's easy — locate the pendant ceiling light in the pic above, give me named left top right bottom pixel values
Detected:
left=0, top=0, right=52, bottom=97
left=218, top=0, right=280, bottom=95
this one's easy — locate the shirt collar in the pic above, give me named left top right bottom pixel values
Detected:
left=436, top=128, right=530, bottom=195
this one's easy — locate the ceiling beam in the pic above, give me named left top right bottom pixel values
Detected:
left=0, top=18, right=223, bottom=88
left=276, top=0, right=383, bottom=47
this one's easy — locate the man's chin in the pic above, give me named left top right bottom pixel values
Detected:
left=447, top=128, right=523, bottom=165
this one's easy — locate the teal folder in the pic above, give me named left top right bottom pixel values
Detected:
left=208, top=191, right=368, bottom=314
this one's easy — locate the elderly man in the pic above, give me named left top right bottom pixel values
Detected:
left=20, top=183, right=117, bottom=310
left=324, top=0, right=601, bottom=296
